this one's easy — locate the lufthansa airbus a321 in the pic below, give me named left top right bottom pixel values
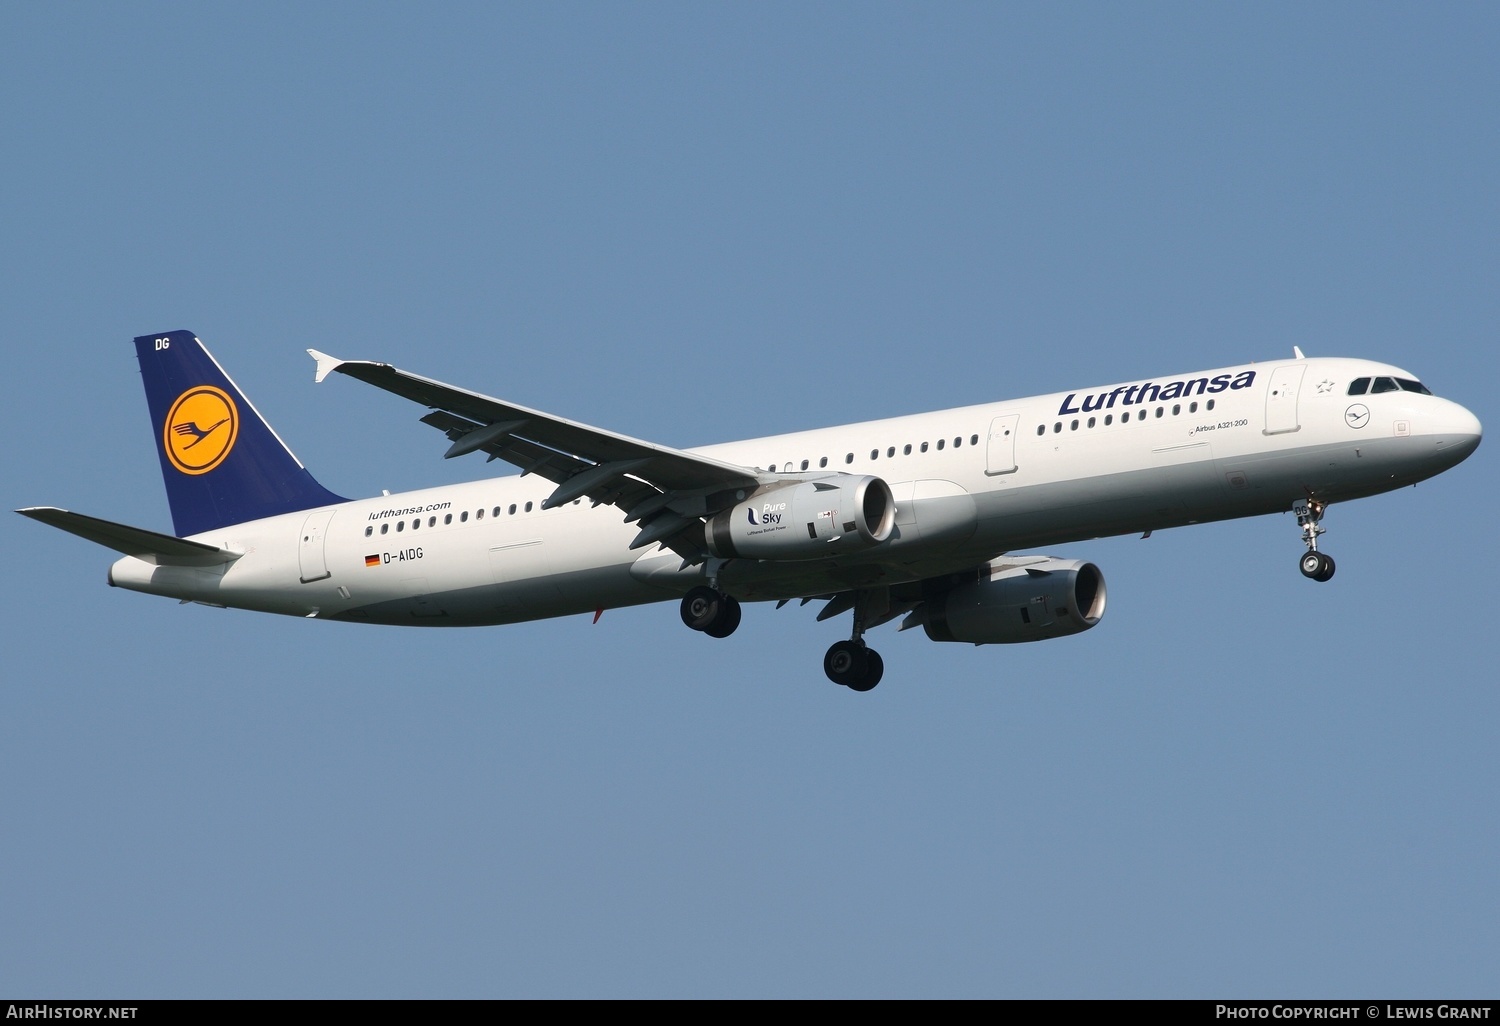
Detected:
left=19, top=331, right=1481, bottom=691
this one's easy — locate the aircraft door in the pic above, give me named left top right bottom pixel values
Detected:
left=298, top=509, right=336, bottom=583
left=1264, top=364, right=1306, bottom=436
left=985, top=414, right=1020, bottom=475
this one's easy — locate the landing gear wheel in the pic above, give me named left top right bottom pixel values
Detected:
left=1299, top=551, right=1335, bottom=582
left=680, top=586, right=741, bottom=637
left=703, top=598, right=742, bottom=638
left=824, top=640, right=882, bottom=691
left=680, top=586, right=722, bottom=631
left=846, top=649, right=884, bottom=692
left=824, top=640, right=867, bottom=685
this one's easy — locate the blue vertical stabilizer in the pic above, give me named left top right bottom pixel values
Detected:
left=135, top=330, right=346, bottom=537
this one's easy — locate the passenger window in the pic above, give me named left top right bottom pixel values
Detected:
left=411, top=519, right=419, bottom=530
left=429, top=516, right=437, bottom=527
left=937, top=439, right=945, bottom=449
left=397, top=521, right=405, bottom=532
left=1036, top=425, right=1045, bottom=436
left=493, top=507, right=501, bottom=518
left=1172, top=404, right=1180, bottom=415
left=1206, top=399, right=1215, bottom=411
left=1189, top=402, right=1197, bottom=413
left=887, top=447, right=895, bottom=458
left=476, top=509, right=484, bottom=520
left=970, top=434, right=979, bottom=446
left=819, top=457, right=828, bottom=468
left=871, top=449, right=879, bottom=460
left=525, top=502, right=533, bottom=512
left=1070, top=420, right=1078, bottom=431
left=1053, top=423, right=1061, bottom=433
left=920, top=441, right=929, bottom=452
left=1348, top=377, right=1371, bottom=396
left=460, top=511, right=468, bottom=523
left=903, top=444, right=912, bottom=454
left=508, top=504, right=516, bottom=515
left=1155, top=407, right=1164, bottom=418
left=381, top=523, right=389, bottom=535
left=801, top=460, right=809, bottom=470
left=444, top=514, right=452, bottom=525
left=845, top=453, right=854, bottom=464
left=1105, top=414, right=1113, bottom=425
left=1122, top=412, right=1130, bottom=423
left=1087, top=417, right=1095, bottom=428
left=364, top=526, right=372, bottom=537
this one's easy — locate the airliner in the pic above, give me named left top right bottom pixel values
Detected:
left=19, top=331, right=1482, bottom=692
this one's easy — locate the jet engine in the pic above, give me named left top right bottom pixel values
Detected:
left=922, top=558, right=1106, bottom=644
left=705, top=475, right=896, bottom=560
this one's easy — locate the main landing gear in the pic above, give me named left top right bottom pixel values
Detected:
left=824, top=639, right=884, bottom=692
left=680, top=585, right=741, bottom=638
left=1295, top=498, right=1336, bottom=582
left=822, top=590, right=885, bottom=692
left=679, top=582, right=886, bottom=692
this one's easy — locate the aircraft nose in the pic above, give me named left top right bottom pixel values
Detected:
left=1435, top=400, right=1482, bottom=463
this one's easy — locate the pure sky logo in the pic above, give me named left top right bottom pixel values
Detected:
left=1057, top=370, right=1256, bottom=416
left=747, top=502, right=787, bottom=527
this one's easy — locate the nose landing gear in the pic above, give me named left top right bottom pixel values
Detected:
left=1294, top=499, right=1336, bottom=582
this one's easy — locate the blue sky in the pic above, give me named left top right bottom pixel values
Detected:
left=2, top=3, right=1495, bottom=998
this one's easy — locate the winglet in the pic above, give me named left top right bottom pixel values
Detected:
left=1293, top=346, right=1306, bottom=359
left=308, top=349, right=344, bottom=384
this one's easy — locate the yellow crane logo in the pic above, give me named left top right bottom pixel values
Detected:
left=163, top=386, right=239, bottom=475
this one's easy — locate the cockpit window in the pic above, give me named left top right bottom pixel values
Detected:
left=1371, top=377, right=1400, bottom=394
left=1348, top=377, right=1370, bottom=396
left=1397, top=378, right=1433, bottom=395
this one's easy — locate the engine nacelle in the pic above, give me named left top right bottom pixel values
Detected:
left=705, top=476, right=896, bottom=560
left=923, top=558, right=1106, bottom=644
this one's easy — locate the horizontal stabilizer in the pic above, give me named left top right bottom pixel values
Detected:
left=16, top=507, right=238, bottom=566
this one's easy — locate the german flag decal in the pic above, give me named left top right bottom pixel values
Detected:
left=365, top=554, right=380, bottom=567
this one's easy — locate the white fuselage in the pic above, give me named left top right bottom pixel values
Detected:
left=108, top=357, right=1482, bottom=626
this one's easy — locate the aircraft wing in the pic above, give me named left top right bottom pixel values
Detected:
left=309, top=351, right=770, bottom=558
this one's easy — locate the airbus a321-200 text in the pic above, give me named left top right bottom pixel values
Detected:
left=20, top=331, right=1482, bottom=691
